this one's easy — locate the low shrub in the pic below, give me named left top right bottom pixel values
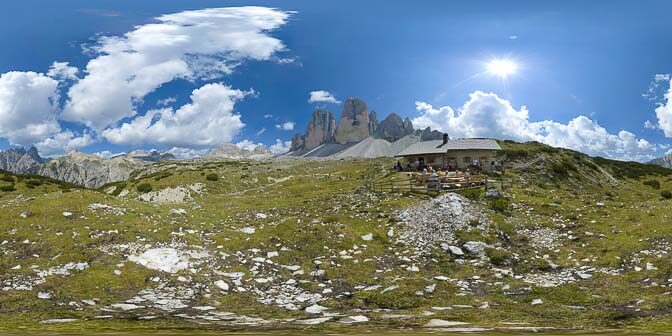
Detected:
left=0, top=175, right=14, bottom=182
left=486, top=247, right=511, bottom=266
left=459, top=188, right=482, bottom=200
left=662, top=190, right=672, bottom=200
left=136, top=183, right=153, bottom=193
left=206, top=173, right=219, bottom=181
left=25, top=179, right=43, bottom=187
left=644, top=179, right=661, bottom=190
left=0, top=184, right=16, bottom=192
left=489, top=197, right=510, bottom=213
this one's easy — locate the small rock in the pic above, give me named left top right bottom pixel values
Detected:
left=20, top=211, right=32, bottom=218
left=214, top=280, right=229, bottom=291
left=531, top=299, right=543, bottom=306
left=62, top=212, right=74, bottom=218
left=339, top=315, right=369, bottom=324
left=111, top=303, right=144, bottom=311
left=305, top=304, right=329, bottom=314
left=41, top=319, right=78, bottom=324
left=295, top=317, right=332, bottom=325
left=37, top=292, right=52, bottom=299
left=361, top=233, right=373, bottom=241
left=168, top=208, right=187, bottom=215
left=424, top=319, right=470, bottom=328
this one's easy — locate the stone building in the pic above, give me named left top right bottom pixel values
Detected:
left=395, top=134, right=502, bottom=171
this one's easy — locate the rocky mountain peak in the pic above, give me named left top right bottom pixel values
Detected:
left=0, top=146, right=46, bottom=174
left=650, top=152, right=672, bottom=169
left=374, top=113, right=415, bottom=142
left=335, top=98, right=371, bottom=144
left=303, top=108, right=337, bottom=150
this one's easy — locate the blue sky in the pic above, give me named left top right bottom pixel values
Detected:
left=1, top=0, right=672, bottom=161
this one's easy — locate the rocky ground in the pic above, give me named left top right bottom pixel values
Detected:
left=2, top=142, right=672, bottom=333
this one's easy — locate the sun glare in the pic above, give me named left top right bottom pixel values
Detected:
left=486, top=59, right=518, bottom=78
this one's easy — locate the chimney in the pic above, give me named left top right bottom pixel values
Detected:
left=442, top=133, right=449, bottom=145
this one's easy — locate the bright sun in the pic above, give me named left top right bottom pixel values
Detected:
left=486, top=59, right=518, bottom=78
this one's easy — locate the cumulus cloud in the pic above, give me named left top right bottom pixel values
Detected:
left=157, top=96, right=177, bottom=107
left=308, top=90, right=340, bottom=104
left=93, top=150, right=126, bottom=159
left=0, top=71, right=61, bottom=146
left=166, top=147, right=210, bottom=159
left=236, top=139, right=264, bottom=151
left=102, top=83, right=248, bottom=147
left=269, top=139, right=291, bottom=155
left=35, top=131, right=96, bottom=157
left=47, top=62, right=79, bottom=81
left=653, top=76, right=672, bottom=137
left=275, top=121, right=295, bottom=131
left=413, top=91, right=657, bottom=161
left=62, top=6, right=291, bottom=130
left=644, top=120, right=657, bottom=130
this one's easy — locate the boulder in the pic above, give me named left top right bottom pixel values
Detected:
left=335, top=98, right=372, bottom=144
left=462, top=241, right=488, bottom=257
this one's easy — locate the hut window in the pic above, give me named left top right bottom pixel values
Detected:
left=463, top=156, right=472, bottom=164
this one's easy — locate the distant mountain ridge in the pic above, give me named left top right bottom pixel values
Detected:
left=289, top=97, right=444, bottom=157
left=0, top=147, right=48, bottom=174
left=650, top=153, right=672, bottom=168
left=0, top=147, right=177, bottom=188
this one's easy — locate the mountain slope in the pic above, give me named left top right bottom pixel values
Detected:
left=38, top=152, right=144, bottom=189
left=3, top=141, right=672, bottom=332
left=0, top=147, right=47, bottom=174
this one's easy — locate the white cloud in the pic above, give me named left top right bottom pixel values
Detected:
left=35, top=131, right=96, bottom=157
left=236, top=139, right=264, bottom=151
left=93, top=150, right=126, bottom=159
left=166, top=147, right=210, bottom=159
left=269, top=139, right=291, bottom=155
left=308, top=90, right=340, bottom=104
left=256, top=127, right=267, bottom=136
left=62, top=7, right=291, bottom=130
left=102, top=83, right=248, bottom=147
left=157, top=96, right=177, bottom=107
left=264, top=114, right=273, bottom=118
left=275, top=121, right=295, bottom=131
left=47, top=62, right=79, bottom=81
left=654, top=77, right=672, bottom=137
left=413, top=91, right=657, bottom=161
left=644, top=120, right=657, bottom=130
left=0, top=71, right=61, bottom=146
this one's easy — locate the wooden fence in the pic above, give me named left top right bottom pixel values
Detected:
left=365, top=172, right=501, bottom=194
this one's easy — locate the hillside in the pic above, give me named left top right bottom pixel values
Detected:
left=2, top=142, right=672, bottom=333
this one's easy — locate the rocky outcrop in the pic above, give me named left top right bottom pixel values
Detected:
left=289, top=134, right=305, bottom=152
left=0, top=147, right=47, bottom=174
left=38, top=152, right=143, bottom=189
left=335, top=98, right=371, bottom=144
left=419, top=127, right=445, bottom=141
left=303, top=108, right=337, bottom=150
left=127, top=150, right=176, bottom=162
left=206, top=143, right=274, bottom=160
left=368, top=111, right=378, bottom=135
left=374, top=113, right=414, bottom=142
left=650, top=153, right=672, bottom=168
